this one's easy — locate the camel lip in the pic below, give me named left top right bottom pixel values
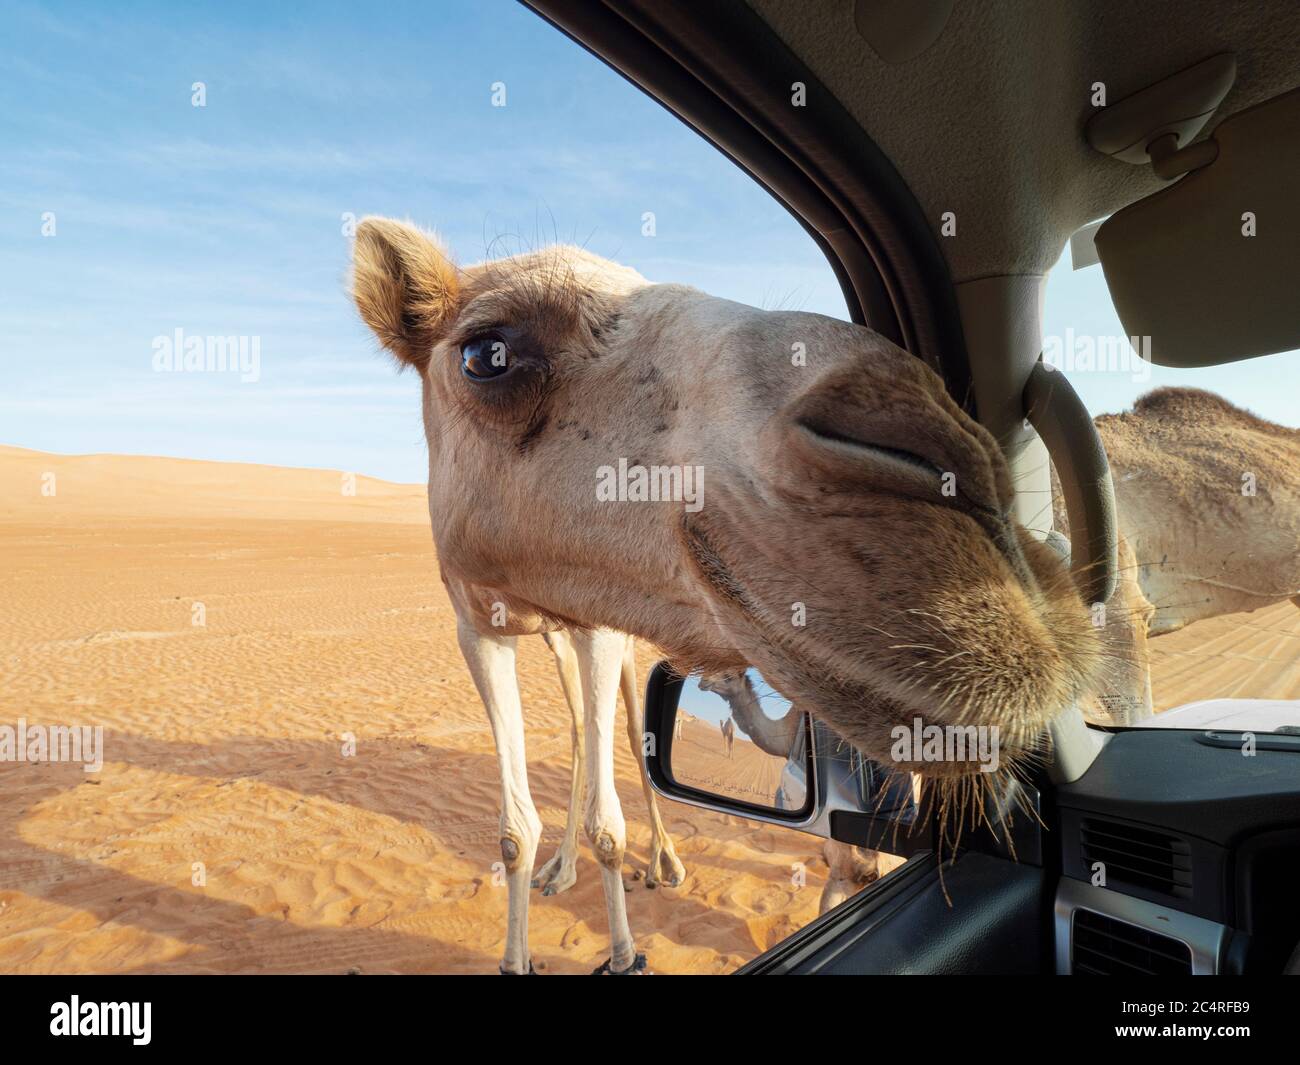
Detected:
left=683, top=481, right=1039, bottom=641
left=678, top=531, right=1070, bottom=778
left=770, top=657, right=1043, bottom=782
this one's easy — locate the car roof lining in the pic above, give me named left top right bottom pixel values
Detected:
left=747, top=0, right=1300, bottom=282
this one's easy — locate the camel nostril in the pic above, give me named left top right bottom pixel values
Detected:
left=795, top=419, right=1038, bottom=590
left=795, top=419, right=945, bottom=477
left=792, top=416, right=1039, bottom=590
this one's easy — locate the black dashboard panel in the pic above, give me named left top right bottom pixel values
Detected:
left=740, top=728, right=1298, bottom=974
left=1056, top=729, right=1300, bottom=846
left=1054, top=728, right=1300, bottom=970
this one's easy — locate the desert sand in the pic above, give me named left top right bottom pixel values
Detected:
left=0, top=445, right=829, bottom=974
left=2, top=444, right=1297, bottom=974
left=673, top=719, right=787, bottom=808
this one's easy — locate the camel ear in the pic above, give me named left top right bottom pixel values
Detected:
left=352, top=217, right=459, bottom=368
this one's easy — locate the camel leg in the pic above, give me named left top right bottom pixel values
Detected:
left=572, top=627, right=643, bottom=974
left=1093, top=536, right=1157, bottom=725
left=456, top=619, right=542, bottom=975
left=819, top=840, right=880, bottom=915
left=619, top=636, right=685, bottom=889
left=532, top=630, right=584, bottom=896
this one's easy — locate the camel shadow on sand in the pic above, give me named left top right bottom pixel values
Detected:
left=0, top=730, right=783, bottom=973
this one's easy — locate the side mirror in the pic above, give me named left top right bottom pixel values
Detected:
left=642, top=663, right=928, bottom=854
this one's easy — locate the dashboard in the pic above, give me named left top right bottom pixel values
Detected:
left=1052, top=728, right=1300, bottom=974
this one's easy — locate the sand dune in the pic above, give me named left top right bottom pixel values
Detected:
left=0, top=445, right=428, bottom=524
left=2, top=446, right=1295, bottom=974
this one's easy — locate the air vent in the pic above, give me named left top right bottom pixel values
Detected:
left=1080, top=817, right=1192, bottom=899
left=1073, top=908, right=1192, bottom=975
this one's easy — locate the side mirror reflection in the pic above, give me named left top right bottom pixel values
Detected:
left=642, top=663, right=925, bottom=846
left=668, top=671, right=812, bottom=816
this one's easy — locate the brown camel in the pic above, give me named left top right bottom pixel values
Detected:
left=1083, top=388, right=1300, bottom=724
left=824, top=388, right=1300, bottom=913
left=698, top=672, right=802, bottom=758
left=351, top=217, right=1103, bottom=974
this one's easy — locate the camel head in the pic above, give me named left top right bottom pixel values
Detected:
left=352, top=217, right=1101, bottom=794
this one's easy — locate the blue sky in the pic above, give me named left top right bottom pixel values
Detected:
left=2, top=0, right=1294, bottom=484
left=680, top=675, right=794, bottom=731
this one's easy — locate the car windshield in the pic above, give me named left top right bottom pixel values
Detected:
left=1043, top=237, right=1300, bottom=734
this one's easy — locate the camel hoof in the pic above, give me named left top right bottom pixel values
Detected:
left=819, top=881, right=853, bottom=915
left=500, top=960, right=537, bottom=975
left=533, top=850, right=578, bottom=895
left=592, top=953, right=649, bottom=975
left=650, top=851, right=686, bottom=889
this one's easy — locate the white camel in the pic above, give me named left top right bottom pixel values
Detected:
left=531, top=630, right=685, bottom=898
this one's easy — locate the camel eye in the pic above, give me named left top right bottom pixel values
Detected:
left=461, top=335, right=511, bottom=380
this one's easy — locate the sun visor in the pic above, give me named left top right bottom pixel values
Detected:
left=1094, top=87, right=1300, bottom=367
